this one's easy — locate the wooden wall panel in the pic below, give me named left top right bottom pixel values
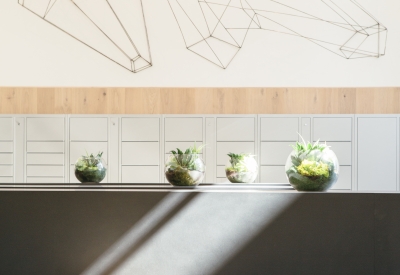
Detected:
left=0, top=87, right=398, bottom=114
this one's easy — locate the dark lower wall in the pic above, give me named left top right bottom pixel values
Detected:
left=0, top=191, right=399, bottom=275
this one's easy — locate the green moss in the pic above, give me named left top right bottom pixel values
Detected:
left=297, top=160, right=329, bottom=178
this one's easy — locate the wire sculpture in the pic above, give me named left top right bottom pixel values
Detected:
left=18, top=0, right=152, bottom=73
left=167, top=0, right=388, bottom=69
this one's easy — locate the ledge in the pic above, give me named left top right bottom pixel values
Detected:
left=0, top=184, right=397, bottom=193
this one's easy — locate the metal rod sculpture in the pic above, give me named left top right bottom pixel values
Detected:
left=18, top=0, right=152, bottom=73
left=168, top=0, right=388, bottom=69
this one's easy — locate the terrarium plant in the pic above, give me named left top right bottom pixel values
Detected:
left=225, top=153, right=258, bottom=183
left=75, top=151, right=107, bottom=184
left=165, top=144, right=206, bottom=186
left=285, top=136, right=339, bottom=191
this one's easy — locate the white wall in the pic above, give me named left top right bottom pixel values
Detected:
left=0, top=0, right=399, bottom=87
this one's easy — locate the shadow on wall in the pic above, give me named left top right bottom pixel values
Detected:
left=1, top=192, right=396, bottom=275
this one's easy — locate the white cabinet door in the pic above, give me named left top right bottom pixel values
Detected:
left=27, top=118, right=64, bottom=141
left=357, top=117, right=397, bottom=191
left=122, top=118, right=159, bottom=141
left=331, top=166, right=352, bottom=190
left=261, top=118, right=299, bottom=141
left=217, top=166, right=226, bottom=178
left=216, top=142, right=255, bottom=165
left=0, top=154, right=13, bottom=165
left=328, top=142, right=352, bottom=166
left=313, top=118, right=352, bottom=141
left=70, top=118, right=108, bottom=141
left=0, top=118, right=13, bottom=141
left=217, top=118, right=255, bottom=141
left=27, top=142, right=64, bottom=153
left=27, top=177, right=64, bottom=183
left=0, top=142, right=13, bottom=153
left=260, top=142, right=293, bottom=165
left=260, top=166, right=289, bottom=184
left=27, top=154, right=64, bottom=165
left=0, top=177, right=13, bottom=183
left=165, top=118, right=202, bottom=141
left=122, top=142, right=159, bottom=165
left=0, top=166, right=13, bottom=177
left=122, top=166, right=160, bottom=183
left=27, top=166, right=64, bottom=177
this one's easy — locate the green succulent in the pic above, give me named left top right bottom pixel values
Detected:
left=290, top=136, right=329, bottom=167
left=226, top=153, right=252, bottom=173
left=169, top=143, right=205, bottom=171
left=75, top=151, right=104, bottom=172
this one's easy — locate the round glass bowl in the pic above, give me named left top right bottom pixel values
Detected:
left=75, top=156, right=107, bottom=184
left=225, top=155, right=258, bottom=183
left=285, top=147, right=339, bottom=191
left=165, top=154, right=205, bottom=186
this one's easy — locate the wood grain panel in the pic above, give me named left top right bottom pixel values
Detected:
left=0, top=87, right=398, bottom=114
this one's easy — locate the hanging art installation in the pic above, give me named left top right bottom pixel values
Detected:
left=167, top=0, right=388, bottom=68
left=18, top=0, right=152, bottom=73
left=18, top=0, right=388, bottom=71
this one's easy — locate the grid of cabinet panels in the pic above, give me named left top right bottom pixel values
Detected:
left=69, top=117, right=108, bottom=184
left=164, top=117, right=204, bottom=183
left=121, top=117, right=160, bottom=183
left=313, top=117, right=353, bottom=190
left=216, top=117, right=256, bottom=183
left=26, top=117, right=65, bottom=183
left=0, top=118, right=14, bottom=183
left=259, top=117, right=300, bottom=189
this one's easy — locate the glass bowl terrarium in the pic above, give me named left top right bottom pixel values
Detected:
left=285, top=139, right=339, bottom=191
left=75, top=152, right=107, bottom=184
left=165, top=144, right=205, bottom=186
left=225, top=153, right=258, bottom=183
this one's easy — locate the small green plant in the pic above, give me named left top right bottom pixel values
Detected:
left=226, top=153, right=252, bottom=172
left=225, top=153, right=258, bottom=183
left=169, top=143, right=205, bottom=170
left=75, top=151, right=104, bottom=171
left=165, top=144, right=206, bottom=186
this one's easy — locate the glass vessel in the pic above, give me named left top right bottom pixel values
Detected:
left=165, top=154, right=205, bottom=186
left=285, top=143, right=339, bottom=191
left=75, top=155, right=107, bottom=184
left=225, top=154, right=258, bottom=183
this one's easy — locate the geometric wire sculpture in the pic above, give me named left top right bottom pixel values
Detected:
left=167, top=0, right=388, bottom=69
left=18, top=0, right=152, bottom=73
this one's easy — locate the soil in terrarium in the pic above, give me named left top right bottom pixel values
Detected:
left=165, top=167, right=204, bottom=186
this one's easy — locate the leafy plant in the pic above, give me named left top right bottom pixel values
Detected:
left=75, top=151, right=104, bottom=172
left=169, top=143, right=205, bottom=171
left=225, top=152, right=258, bottom=183
left=290, top=136, right=329, bottom=167
left=226, top=153, right=252, bottom=172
